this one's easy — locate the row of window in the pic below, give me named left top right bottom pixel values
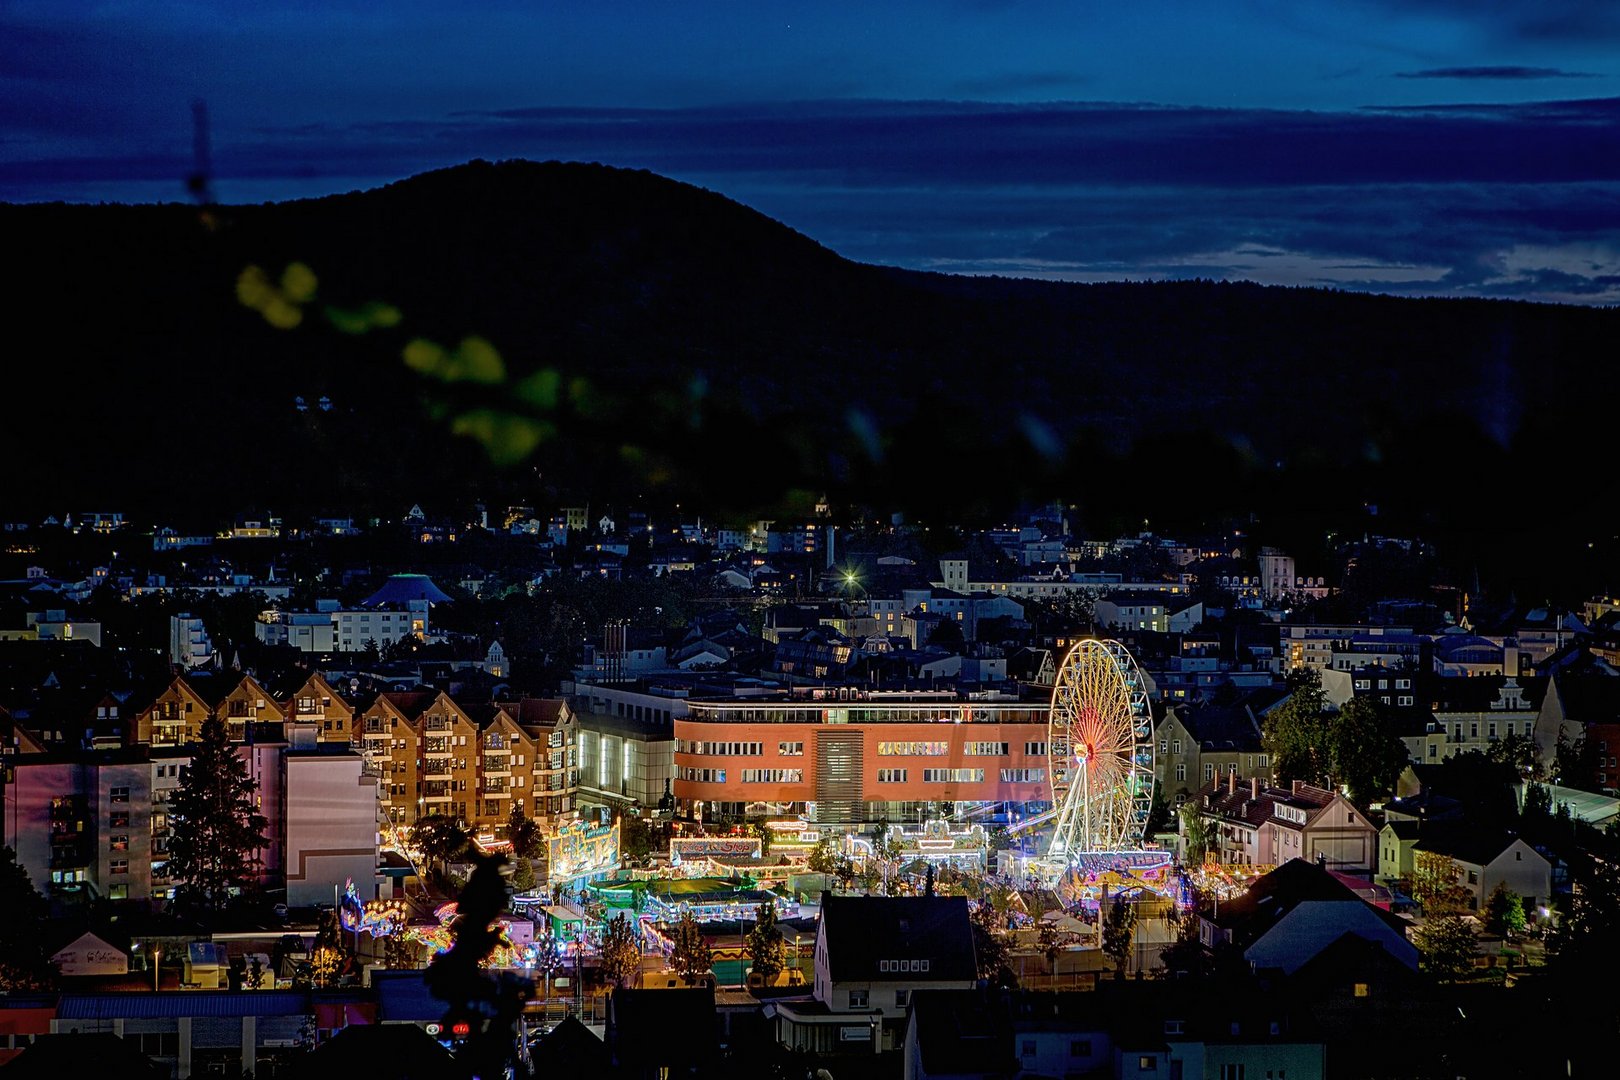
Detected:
left=922, top=769, right=985, bottom=783
left=679, top=741, right=765, bottom=757
left=739, top=769, right=804, bottom=783
left=877, top=741, right=948, bottom=756
left=964, top=742, right=1009, bottom=756
left=679, top=767, right=728, bottom=784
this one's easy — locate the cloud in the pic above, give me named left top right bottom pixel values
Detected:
left=1396, top=66, right=1596, bottom=80
left=1353, top=0, right=1620, bottom=43
left=949, top=71, right=1091, bottom=97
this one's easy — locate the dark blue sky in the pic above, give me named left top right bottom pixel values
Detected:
left=4, top=1, right=1618, bottom=303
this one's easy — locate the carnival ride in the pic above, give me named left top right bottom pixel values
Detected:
left=1042, top=639, right=1156, bottom=870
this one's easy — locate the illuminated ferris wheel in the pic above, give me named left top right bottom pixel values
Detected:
left=1045, top=639, right=1155, bottom=861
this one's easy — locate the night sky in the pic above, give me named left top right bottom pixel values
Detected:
left=4, top=1, right=1618, bottom=303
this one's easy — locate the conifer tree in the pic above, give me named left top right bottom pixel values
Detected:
left=746, top=901, right=787, bottom=984
left=167, top=714, right=270, bottom=916
left=669, top=910, right=715, bottom=985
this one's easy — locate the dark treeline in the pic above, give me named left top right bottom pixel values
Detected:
left=5, top=159, right=1616, bottom=601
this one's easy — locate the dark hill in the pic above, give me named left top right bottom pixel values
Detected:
left=3, top=159, right=1615, bottom=587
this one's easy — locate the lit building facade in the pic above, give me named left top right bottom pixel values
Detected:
left=671, top=700, right=1051, bottom=825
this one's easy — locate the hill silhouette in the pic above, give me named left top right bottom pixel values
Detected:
left=3, top=159, right=1614, bottom=591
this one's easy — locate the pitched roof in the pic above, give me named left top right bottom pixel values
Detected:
left=818, top=893, right=977, bottom=983
left=1210, top=858, right=1409, bottom=944
left=1176, top=704, right=1263, bottom=752
left=1411, top=825, right=1529, bottom=867
left=1552, top=674, right=1620, bottom=723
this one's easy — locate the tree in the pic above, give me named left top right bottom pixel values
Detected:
left=532, top=932, right=563, bottom=998
left=1487, top=732, right=1542, bottom=780
left=1101, top=895, right=1139, bottom=977
left=1145, top=782, right=1173, bottom=836
left=1411, top=850, right=1470, bottom=915
left=168, top=713, right=270, bottom=916
left=1037, top=919, right=1063, bottom=974
left=807, top=835, right=840, bottom=875
left=969, top=899, right=1013, bottom=986
left=507, top=803, right=542, bottom=860
left=309, top=910, right=347, bottom=989
left=0, top=846, right=57, bottom=990
left=1483, top=883, right=1526, bottom=939
left=746, top=901, right=787, bottom=985
left=509, top=854, right=535, bottom=892
left=411, top=814, right=470, bottom=871
left=747, top=817, right=773, bottom=856
left=620, top=813, right=654, bottom=862
left=1179, top=802, right=1210, bottom=865
left=1263, top=667, right=1329, bottom=785
left=1553, top=729, right=1601, bottom=792
left=1326, top=697, right=1408, bottom=804
left=600, top=914, right=641, bottom=989
left=669, top=910, right=714, bottom=986
left=1413, top=914, right=1478, bottom=982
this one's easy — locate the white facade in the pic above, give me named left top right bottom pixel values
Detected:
left=283, top=744, right=378, bottom=906
left=169, top=614, right=216, bottom=669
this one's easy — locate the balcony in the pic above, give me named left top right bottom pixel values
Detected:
left=422, top=769, right=452, bottom=782
left=424, top=717, right=451, bottom=733
left=424, top=737, right=451, bottom=756
left=483, top=755, right=511, bottom=777
left=364, top=718, right=390, bottom=735
left=483, top=779, right=509, bottom=795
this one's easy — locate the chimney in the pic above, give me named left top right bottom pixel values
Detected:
left=1291, top=779, right=1304, bottom=796
left=1503, top=644, right=1520, bottom=678
left=1251, top=776, right=1260, bottom=801
left=1228, top=771, right=1237, bottom=796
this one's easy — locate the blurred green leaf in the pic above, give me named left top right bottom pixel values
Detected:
left=448, top=336, right=505, bottom=384
left=513, top=368, right=561, bottom=410
left=280, top=262, right=318, bottom=303
left=451, top=410, right=552, bottom=466
left=403, top=338, right=449, bottom=376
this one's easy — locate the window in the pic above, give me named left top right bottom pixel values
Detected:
left=877, top=741, right=948, bottom=756
left=109, top=860, right=128, bottom=875
left=1219, top=1067, right=1246, bottom=1080
left=876, top=769, right=908, bottom=783
left=1175, top=764, right=1186, bottom=782
left=1396, top=678, right=1410, bottom=689
left=894, top=990, right=910, bottom=1008
left=109, top=812, right=129, bottom=828
left=677, top=767, right=727, bottom=784
left=109, top=836, right=129, bottom=852
left=740, top=769, right=803, bottom=783
left=1139, top=1057, right=1157, bottom=1071
left=964, top=742, right=1009, bottom=756
left=1204, top=764, right=1215, bottom=782
left=1000, top=769, right=1046, bottom=783
left=1164, top=1019, right=1184, bottom=1034
left=1070, top=1040, right=1092, bottom=1057
left=1172, top=740, right=1181, bottom=754
left=1026, top=741, right=1048, bottom=757
left=1353, top=982, right=1369, bottom=998
left=1468, top=870, right=1478, bottom=885
left=1398, top=695, right=1413, bottom=707
left=848, top=990, right=868, bottom=1009
left=1021, top=1040, right=1037, bottom=1058
left=110, top=787, right=129, bottom=804
left=922, top=768, right=984, bottom=783
left=778, top=741, right=804, bottom=756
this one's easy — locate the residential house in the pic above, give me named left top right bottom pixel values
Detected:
left=1195, top=777, right=1377, bottom=872
left=1155, top=704, right=1268, bottom=808
left=775, top=893, right=978, bottom=1054
left=1200, top=858, right=1418, bottom=975
left=1410, top=828, right=1551, bottom=912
